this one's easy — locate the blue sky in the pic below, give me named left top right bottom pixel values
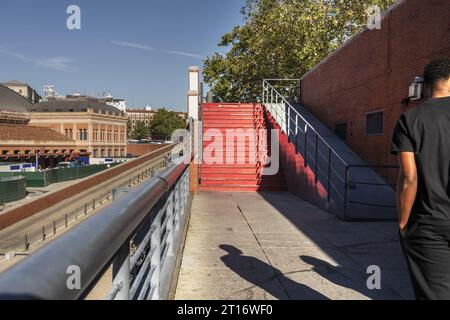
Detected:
left=0, top=0, right=244, bottom=111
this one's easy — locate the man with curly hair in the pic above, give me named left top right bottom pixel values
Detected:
left=391, top=57, right=450, bottom=300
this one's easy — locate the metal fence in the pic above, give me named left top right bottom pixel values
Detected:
left=0, top=162, right=191, bottom=300
left=0, top=163, right=121, bottom=188
left=262, top=79, right=397, bottom=220
left=0, top=176, right=27, bottom=204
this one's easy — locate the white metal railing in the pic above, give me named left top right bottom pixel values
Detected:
left=262, top=79, right=350, bottom=216
left=0, top=162, right=191, bottom=300
left=262, top=80, right=398, bottom=221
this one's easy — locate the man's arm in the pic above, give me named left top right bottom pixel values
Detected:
left=397, top=152, right=418, bottom=231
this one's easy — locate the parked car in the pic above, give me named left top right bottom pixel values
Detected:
left=58, top=162, right=79, bottom=168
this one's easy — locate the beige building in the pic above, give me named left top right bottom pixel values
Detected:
left=0, top=84, right=77, bottom=168
left=2, top=80, right=42, bottom=104
left=29, top=100, right=128, bottom=158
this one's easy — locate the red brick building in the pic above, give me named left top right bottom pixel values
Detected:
left=300, top=0, right=450, bottom=182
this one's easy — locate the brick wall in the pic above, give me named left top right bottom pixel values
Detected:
left=300, top=0, right=450, bottom=182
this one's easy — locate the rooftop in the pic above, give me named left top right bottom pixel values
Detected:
left=1, top=80, right=29, bottom=87
left=0, top=85, right=33, bottom=114
left=32, top=100, right=124, bottom=116
left=0, top=124, right=72, bottom=142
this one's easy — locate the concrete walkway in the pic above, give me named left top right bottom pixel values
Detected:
left=175, top=191, right=414, bottom=300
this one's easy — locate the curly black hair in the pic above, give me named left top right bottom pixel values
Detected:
left=424, top=56, right=450, bottom=86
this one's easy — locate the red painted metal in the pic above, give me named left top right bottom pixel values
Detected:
left=199, top=103, right=287, bottom=192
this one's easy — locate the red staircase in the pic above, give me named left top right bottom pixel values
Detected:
left=199, top=103, right=287, bottom=192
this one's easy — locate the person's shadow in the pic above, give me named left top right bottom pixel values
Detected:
left=219, top=244, right=329, bottom=300
left=299, top=255, right=384, bottom=299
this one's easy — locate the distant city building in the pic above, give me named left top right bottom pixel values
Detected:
left=0, top=84, right=78, bottom=169
left=126, top=108, right=155, bottom=127
left=45, top=88, right=127, bottom=112
left=2, top=80, right=42, bottom=104
left=29, top=100, right=128, bottom=158
left=101, top=95, right=127, bottom=112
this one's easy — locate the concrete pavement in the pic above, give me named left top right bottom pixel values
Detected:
left=175, top=191, right=414, bottom=300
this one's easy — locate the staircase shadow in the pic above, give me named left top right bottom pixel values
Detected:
left=219, top=244, right=329, bottom=300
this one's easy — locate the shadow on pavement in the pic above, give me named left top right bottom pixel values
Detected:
left=219, top=244, right=329, bottom=300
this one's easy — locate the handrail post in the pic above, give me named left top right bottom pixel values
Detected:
left=166, top=190, right=175, bottom=256
left=304, top=128, right=308, bottom=168
left=314, top=134, right=319, bottom=184
left=287, top=107, right=291, bottom=142
left=343, top=166, right=350, bottom=220
left=112, top=242, right=131, bottom=300
left=150, top=211, right=162, bottom=300
left=327, top=148, right=331, bottom=202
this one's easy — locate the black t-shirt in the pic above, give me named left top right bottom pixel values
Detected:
left=391, top=96, right=450, bottom=225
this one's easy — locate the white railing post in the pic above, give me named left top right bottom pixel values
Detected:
left=150, top=212, right=162, bottom=300
left=166, top=191, right=175, bottom=256
left=112, top=242, right=131, bottom=300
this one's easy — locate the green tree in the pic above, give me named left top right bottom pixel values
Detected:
left=126, top=119, right=133, bottom=139
left=132, top=120, right=149, bottom=140
left=204, top=0, right=396, bottom=102
left=149, top=109, right=186, bottom=140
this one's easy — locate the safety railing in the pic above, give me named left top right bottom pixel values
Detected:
left=0, top=161, right=191, bottom=300
left=263, top=79, right=350, bottom=216
left=262, top=80, right=398, bottom=220
left=347, top=165, right=398, bottom=210
left=0, top=159, right=168, bottom=257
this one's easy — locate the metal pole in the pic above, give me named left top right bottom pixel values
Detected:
left=304, top=129, right=308, bottom=168
left=166, top=191, right=175, bottom=256
left=287, top=107, right=291, bottom=142
left=314, top=134, right=319, bottom=184
left=343, top=166, right=350, bottom=221
left=112, top=243, right=131, bottom=300
left=150, top=213, right=162, bottom=300
left=327, top=148, right=331, bottom=202
left=24, top=234, right=29, bottom=251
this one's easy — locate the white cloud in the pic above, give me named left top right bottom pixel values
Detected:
left=0, top=47, right=77, bottom=72
left=110, top=40, right=154, bottom=51
left=110, top=40, right=203, bottom=59
left=165, top=50, right=204, bottom=59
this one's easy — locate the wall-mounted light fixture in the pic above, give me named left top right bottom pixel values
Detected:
left=408, top=76, right=425, bottom=101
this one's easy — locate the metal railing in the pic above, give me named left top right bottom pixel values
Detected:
left=263, top=79, right=350, bottom=216
left=0, top=161, right=191, bottom=300
left=262, top=80, right=398, bottom=220
left=346, top=165, right=398, bottom=210
left=0, top=158, right=168, bottom=257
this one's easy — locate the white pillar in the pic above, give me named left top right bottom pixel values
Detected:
left=188, top=66, right=200, bottom=120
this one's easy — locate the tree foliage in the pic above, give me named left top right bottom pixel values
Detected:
left=149, top=109, right=186, bottom=140
left=131, top=120, right=150, bottom=140
left=204, top=0, right=396, bottom=102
